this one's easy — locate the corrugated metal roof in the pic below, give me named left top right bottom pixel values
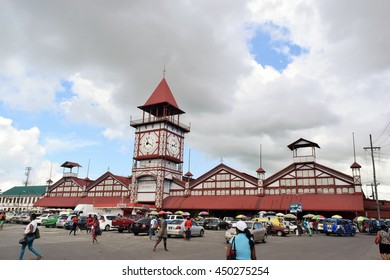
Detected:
left=1, top=185, right=47, bottom=196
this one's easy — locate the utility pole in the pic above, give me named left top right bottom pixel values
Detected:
left=363, top=134, right=381, bottom=219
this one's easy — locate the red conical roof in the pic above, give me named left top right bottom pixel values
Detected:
left=138, top=78, right=184, bottom=116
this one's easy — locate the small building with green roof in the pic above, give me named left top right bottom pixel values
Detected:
left=0, top=185, right=47, bottom=212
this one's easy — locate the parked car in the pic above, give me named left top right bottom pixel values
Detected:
left=283, top=221, right=298, bottom=233
left=204, top=218, right=229, bottom=230
left=225, top=221, right=267, bottom=243
left=55, top=215, right=69, bottom=228
left=112, top=216, right=135, bottom=233
left=130, top=218, right=152, bottom=235
left=323, top=218, right=356, bottom=236
left=11, top=213, right=22, bottom=224
left=64, top=216, right=88, bottom=230
left=166, top=215, right=184, bottom=224
left=260, top=221, right=289, bottom=236
left=222, top=217, right=234, bottom=225
left=167, top=220, right=205, bottom=237
left=99, top=215, right=121, bottom=231
left=35, top=213, right=50, bottom=226
left=20, top=212, right=31, bottom=224
left=42, top=214, right=59, bottom=228
left=364, top=219, right=386, bottom=235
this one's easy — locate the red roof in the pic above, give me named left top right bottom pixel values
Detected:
left=138, top=78, right=184, bottom=116
left=163, top=194, right=364, bottom=211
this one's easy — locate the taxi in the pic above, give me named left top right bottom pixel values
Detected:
left=323, top=218, right=356, bottom=236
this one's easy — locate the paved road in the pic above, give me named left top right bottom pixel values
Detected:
left=0, top=223, right=380, bottom=260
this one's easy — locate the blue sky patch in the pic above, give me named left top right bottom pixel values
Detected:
left=55, top=80, right=76, bottom=103
left=249, top=26, right=307, bottom=72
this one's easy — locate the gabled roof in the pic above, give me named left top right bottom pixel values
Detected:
left=287, top=138, right=320, bottom=150
left=189, top=163, right=257, bottom=188
left=265, top=162, right=354, bottom=186
left=47, top=177, right=92, bottom=193
left=138, top=78, right=184, bottom=116
left=86, top=171, right=131, bottom=191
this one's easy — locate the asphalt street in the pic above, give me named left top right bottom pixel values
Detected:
left=0, top=223, right=380, bottom=260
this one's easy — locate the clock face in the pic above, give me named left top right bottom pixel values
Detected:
left=140, top=133, right=157, bottom=154
left=167, top=135, right=180, bottom=156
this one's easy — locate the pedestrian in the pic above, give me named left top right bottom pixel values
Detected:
left=86, top=214, right=93, bottom=234
left=297, top=221, right=303, bottom=236
left=69, top=215, right=79, bottom=235
left=149, top=216, right=158, bottom=240
left=19, top=213, right=42, bottom=260
left=0, top=211, right=5, bottom=230
left=226, top=221, right=256, bottom=260
left=266, top=217, right=272, bottom=234
left=91, top=215, right=100, bottom=244
left=152, top=213, right=168, bottom=252
left=313, top=219, right=319, bottom=234
left=308, top=220, right=313, bottom=236
left=184, top=216, right=192, bottom=240
left=376, top=224, right=390, bottom=260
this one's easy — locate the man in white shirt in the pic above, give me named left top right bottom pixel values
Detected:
left=149, top=216, right=158, bottom=240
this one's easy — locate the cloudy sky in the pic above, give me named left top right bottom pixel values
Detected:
left=1, top=0, right=390, bottom=200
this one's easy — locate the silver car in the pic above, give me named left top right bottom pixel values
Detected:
left=167, top=220, right=205, bottom=237
left=225, top=221, right=267, bottom=243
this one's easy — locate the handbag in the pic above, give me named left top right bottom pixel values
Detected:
left=227, top=237, right=237, bottom=260
left=375, top=234, right=380, bottom=245
left=19, top=237, right=27, bottom=245
left=35, top=228, right=40, bottom=239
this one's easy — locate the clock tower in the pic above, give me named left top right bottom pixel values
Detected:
left=130, top=77, right=190, bottom=209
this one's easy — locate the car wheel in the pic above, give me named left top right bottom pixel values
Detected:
left=118, top=228, right=123, bottom=233
left=134, top=232, right=139, bottom=236
left=276, top=230, right=283, bottom=237
left=105, top=225, right=110, bottom=231
left=262, top=234, right=267, bottom=243
left=168, top=234, right=171, bottom=238
left=351, top=231, right=355, bottom=237
left=199, top=230, right=204, bottom=237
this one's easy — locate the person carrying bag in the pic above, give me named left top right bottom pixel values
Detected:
left=226, top=221, right=257, bottom=260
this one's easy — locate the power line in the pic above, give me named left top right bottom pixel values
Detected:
left=374, top=119, right=390, bottom=145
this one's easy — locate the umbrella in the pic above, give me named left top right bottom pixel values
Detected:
left=199, top=211, right=209, bottom=216
left=311, top=215, right=325, bottom=220
left=165, top=211, right=173, bottom=215
left=158, top=210, right=166, bottom=215
left=235, top=214, right=247, bottom=219
left=284, top=213, right=297, bottom=219
left=174, top=210, right=183, bottom=215
left=303, top=213, right=315, bottom=218
left=182, top=212, right=190, bottom=216
left=149, top=210, right=158, bottom=215
left=353, top=216, right=369, bottom=222
left=276, top=213, right=285, bottom=217
left=331, top=215, right=342, bottom=219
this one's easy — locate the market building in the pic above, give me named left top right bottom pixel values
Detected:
left=2, top=77, right=389, bottom=219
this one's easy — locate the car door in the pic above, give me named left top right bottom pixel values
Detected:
left=191, top=221, right=200, bottom=235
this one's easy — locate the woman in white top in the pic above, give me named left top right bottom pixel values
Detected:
left=18, top=213, right=42, bottom=260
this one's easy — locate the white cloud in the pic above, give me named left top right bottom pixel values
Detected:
left=0, top=0, right=389, bottom=198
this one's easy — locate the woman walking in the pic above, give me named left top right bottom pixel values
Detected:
left=376, top=224, right=390, bottom=260
left=19, top=213, right=42, bottom=260
left=91, top=215, right=100, bottom=244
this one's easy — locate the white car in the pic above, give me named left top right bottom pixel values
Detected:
left=167, top=220, right=205, bottom=237
left=56, top=215, right=69, bottom=228
left=99, top=215, right=121, bottom=231
left=35, top=213, right=50, bottom=225
left=283, top=221, right=298, bottom=233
